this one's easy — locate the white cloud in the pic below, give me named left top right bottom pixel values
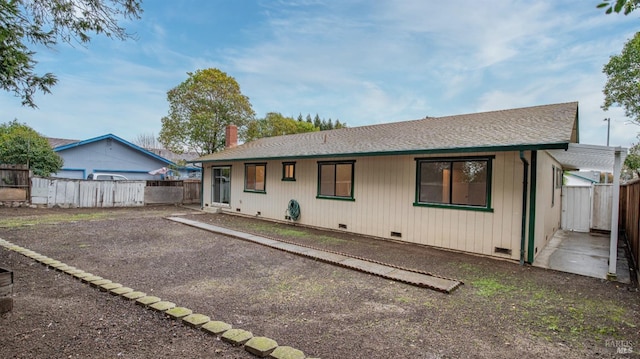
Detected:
left=1, top=0, right=638, bottom=151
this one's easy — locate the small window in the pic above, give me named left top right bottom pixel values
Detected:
left=282, top=162, right=296, bottom=181
left=317, top=161, right=355, bottom=200
left=552, top=166, right=555, bottom=206
left=415, top=157, right=492, bottom=210
left=555, top=168, right=563, bottom=188
left=245, top=163, right=266, bottom=193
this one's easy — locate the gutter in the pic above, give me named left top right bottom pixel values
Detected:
left=519, top=151, right=529, bottom=266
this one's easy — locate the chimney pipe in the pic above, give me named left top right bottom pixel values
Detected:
left=225, top=124, right=238, bottom=149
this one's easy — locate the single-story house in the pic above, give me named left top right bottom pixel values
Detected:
left=564, top=170, right=600, bottom=186
left=49, top=134, right=201, bottom=180
left=192, top=102, right=623, bottom=266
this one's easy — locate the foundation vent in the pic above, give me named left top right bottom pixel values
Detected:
left=338, top=224, right=347, bottom=229
left=390, top=231, right=402, bottom=238
left=494, top=247, right=512, bottom=255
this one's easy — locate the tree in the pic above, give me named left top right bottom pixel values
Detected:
left=313, top=114, right=321, bottom=129
left=598, top=0, right=640, bottom=14
left=132, top=133, right=161, bottom=149
left=0, top=120, right=63, bottom=176
left=159, top=68, right=256, bottom=156
left=602, top=32, right=640, bottom=124
left=1, top=0, right=142, bottom=108
left=244, top=112, right=317, bottom=142
left=624, top=136, right=640, bottom=177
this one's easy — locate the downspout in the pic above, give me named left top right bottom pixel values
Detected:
left=519, top=151, right=529, bottom=266
left=527, top=151, right=538, bottom=263
left=199, top=165, right=204, bottom=209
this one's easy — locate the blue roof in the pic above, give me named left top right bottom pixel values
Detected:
left=53, top=133, right=175, bottom=166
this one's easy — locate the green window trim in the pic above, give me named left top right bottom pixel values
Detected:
left=317, top=160, right=355, bottom=200
left=244, top=163, right=267, bottom=193
left=414, top=156, right=493, bottom=211
left=282, top=162, right=296, bottom=181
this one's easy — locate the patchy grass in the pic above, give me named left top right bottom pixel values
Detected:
left=472, top=278, right=516, bottom=297
left=453, top=262, right=634, bottom=342
left=242, top=221, right=348, bottom=245
left=0, top=212, right=113, bottom=228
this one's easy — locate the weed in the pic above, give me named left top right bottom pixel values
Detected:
left=472, top=278, right=515, bottom=297
left=0, top=213, right=112, bottom=228
left=395, top=296, right=413, bottom=303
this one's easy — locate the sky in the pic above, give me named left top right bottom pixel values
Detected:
left=1, top=0, right=639, bottom=149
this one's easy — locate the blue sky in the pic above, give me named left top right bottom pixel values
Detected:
left=1, top=1, right=639, bottom=148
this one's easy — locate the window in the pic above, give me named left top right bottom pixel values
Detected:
left=244, top=163, right=266, bottom=193
left=282, top=162, right=296, bottom=181
left=415, top=157, right=492, bottom=210
left=555, top=167, right=563, bottom=188
left=552, top=166, right=556, bottom=206
left=317, top=161, right=355, bottom=200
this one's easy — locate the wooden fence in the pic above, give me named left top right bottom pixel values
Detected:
left=144, top=180, right=201, bottom=205
left=0, top=164, right=31, bottom=201
left=30, top=177, right=201, bottom=207
left=31, top=177, right=145, bottom=208
left=183, top=180, right=201, bottom=204
left=620, top=179, right=640, bottom=282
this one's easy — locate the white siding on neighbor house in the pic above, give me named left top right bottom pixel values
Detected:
left=202, top=151, right=533, bottom=261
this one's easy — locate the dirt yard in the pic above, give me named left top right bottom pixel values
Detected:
left=0, top=206, right=638, bottom=358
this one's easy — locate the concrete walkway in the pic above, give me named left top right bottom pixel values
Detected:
left=533, top=230, right=631, bottom=284
left=167, top=217, right=462, bottom=293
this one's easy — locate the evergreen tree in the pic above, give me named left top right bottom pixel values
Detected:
left=313, top=114, right=322, bottom=129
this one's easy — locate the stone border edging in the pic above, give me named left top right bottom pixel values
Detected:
left=0, top=238, right=318, bottom=359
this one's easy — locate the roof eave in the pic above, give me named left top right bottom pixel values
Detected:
left=189, top=142, right=570, bottom=164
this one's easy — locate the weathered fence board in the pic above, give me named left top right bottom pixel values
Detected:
left=621, top=179, right=640, bottom=283
left=183, top=180, right=201, bottom=204
left=591, top=184, right=613, bottom=231
left=32, top=177, right=145, bottom=208
left=0, top=164, right=30, bottom=201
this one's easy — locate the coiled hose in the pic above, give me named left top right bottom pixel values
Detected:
left=287, top=199, right=300, bottom=221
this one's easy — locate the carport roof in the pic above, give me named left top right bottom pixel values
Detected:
left=547, top=144, right=627, bottom=172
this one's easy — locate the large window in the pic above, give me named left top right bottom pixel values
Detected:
left=415, top=157, right=492, bottom=210
left=244, top=163, right=266, bottom=193
left=317, top=161, right=354, bottom=200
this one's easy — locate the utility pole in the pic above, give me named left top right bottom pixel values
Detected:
left=604, top=118, right=610, bottom=184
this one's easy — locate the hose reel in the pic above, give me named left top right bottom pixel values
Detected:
left=287, top=199, right=300, bottom=221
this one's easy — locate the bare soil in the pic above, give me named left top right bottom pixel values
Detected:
left=0, top=206, right=638, bottom=359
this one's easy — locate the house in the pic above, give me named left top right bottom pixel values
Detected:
left=192, top=102, right=623, bottom=265
left=564, top=170, right=600, bottom=186
left=49, top=134, right=201, bottom=180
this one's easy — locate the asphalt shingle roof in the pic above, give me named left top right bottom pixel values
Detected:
left=195, top=102, right=578, bottom=162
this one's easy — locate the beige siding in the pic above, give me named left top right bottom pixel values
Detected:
left=531, top=151, right=563, bottom=259
left=202, top=151, right=531, bottom=260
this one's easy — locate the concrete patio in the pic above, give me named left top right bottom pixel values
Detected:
left=533, top=230, right=631, bottom=284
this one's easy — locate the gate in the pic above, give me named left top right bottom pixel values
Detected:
left=561, top=186, right=591, bottom=232
left=561, top=184, right=612, bottom=233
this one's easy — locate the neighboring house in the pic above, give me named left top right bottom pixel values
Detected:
left=49, top=134, right=200, bottom=180
left=564, top=170, right=599, bottom=186
left=192, top=102, right=616, bottom=264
